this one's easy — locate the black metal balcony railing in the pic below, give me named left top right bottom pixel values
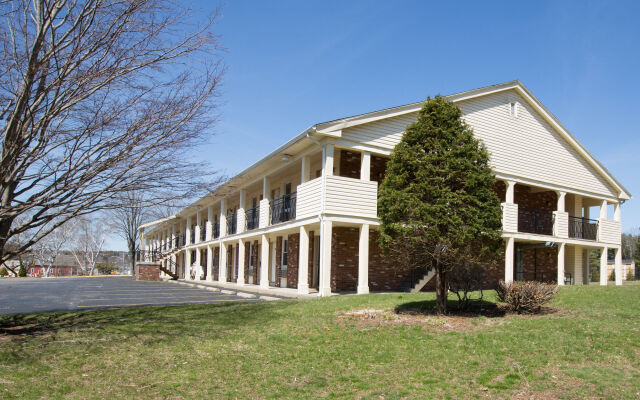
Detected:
left=227, top=213, right=237, bottom=235
left=518, top=208, right=553, bottom=235
left=270, top=192, right=297, bottom=225
left=212, top=221, right=220, bottom=239
left=177, top=234, right=186, bottom=247
left=190, top=229, right=195, bottom=244
left=136, top=249, right=160, bottom=263
left=246, top=206, right=260, bottom=230
left=200, top=227, right=206, bottom=242
left=569, top=216, right=598, bottom=240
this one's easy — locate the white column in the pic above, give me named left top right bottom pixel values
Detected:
left=238, top=190, right=247, bottom=234
left=301, top=156, right=311, bottom=184
left=505, top=237, right=514, bottom=283
left=140, top=229, right=145, bottom=251
left=195, top=247, right=201, bottom=279
left=360, top=151, right=371, bottom=181
left=557, top=191, right=566, bottom=213
left=185, top=248, right=192, bottom=280
left=238, top=239, right=246, bottom=285
left=600, top=247, right=608, bottom=285
left=219, top=243, right=227, bottom=282
left=614, top=202, right=621, bottom=222
left=615, top=247, right=622, bottom=285
left=557, top=242, right=565, bottom=285
left=206, top=206, right=213, bottom=240
left=195, top=211, right=201, bottom=243
left=185, top=216, right=191, bottom=245
left=319, top=220, right=333, bottom=296
left=206, top=245, right=213, bottom=281
left=263, top=177, right=271, bottom=200
left=298, top=225, right=310, bottom=294
left=322, top=144, right=334, bottom=177
left=219, top=198, right=227, bottom=237
left=357, top=224, right=370, bottom=294
left=600, top=200, right=608, bottom=219
left=260, top=234, right=269, bottom=288
left=505, top=181, right=516, bottom=204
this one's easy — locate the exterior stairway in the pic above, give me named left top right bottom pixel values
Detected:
left=398, top=267, right=436, bottom=293
left=159, top=258, right=179, bottom=280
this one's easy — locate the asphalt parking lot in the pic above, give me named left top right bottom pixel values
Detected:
left=0, top=276, right=258, bottom=315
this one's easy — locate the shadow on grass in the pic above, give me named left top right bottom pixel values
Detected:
left=0, top=300, right=288, bottom=340
left=395, top=299, right=506, bottom=317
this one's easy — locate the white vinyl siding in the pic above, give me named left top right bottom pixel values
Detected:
left=324, top=176, right=378, bottom=218
left=341, top=90, right=617, bottom=198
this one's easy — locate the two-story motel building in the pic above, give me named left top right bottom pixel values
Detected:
left=138, top=81, right=631, bottom=296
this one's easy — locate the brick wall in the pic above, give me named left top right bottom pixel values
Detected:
left=493, top=181, right=557, bottom=211
left=371, top=155, right=388, bottom=186
left=339, top=150, right=361, bottom=179
left=331, top=227, right=359, bottom=292
left=136, top=263, right=160, bottom=281
left=213, top=247, right=219, bottom=281
left=368, top=230, right=409, bottom=291
left=518, top=245, right=558, bottom=283
left=286, top=233, right=299, bottom=288
left=274, top=237, right=282, bottom=287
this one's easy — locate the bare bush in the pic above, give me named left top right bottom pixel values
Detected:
left=448, top=264, right=486, bottom=311
left=495, top=280, right=558, bottom=314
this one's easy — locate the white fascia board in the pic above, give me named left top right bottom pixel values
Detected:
left=138, top=215, right=178, bottom=232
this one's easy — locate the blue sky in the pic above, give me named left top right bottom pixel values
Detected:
left=108, top=0, right=640, bottom=248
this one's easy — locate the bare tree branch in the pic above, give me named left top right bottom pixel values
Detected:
left=0, top=0, right=224, bottom=264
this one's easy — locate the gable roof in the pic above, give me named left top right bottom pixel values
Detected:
left=312, top=80, right=631, bottom=200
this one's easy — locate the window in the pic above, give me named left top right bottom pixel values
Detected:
left=281, top=239, right=288, bottom=270
left=510, top=101, right=518, bottom=117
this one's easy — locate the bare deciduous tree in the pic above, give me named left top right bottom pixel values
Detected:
left=32, top=219, right=76, bottom=276
left=70, top=215, right=110, bottom=276
left=0, top=0, right=223, bottom=265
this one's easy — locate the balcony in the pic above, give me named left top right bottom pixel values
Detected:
left=270, top=193, right=297, bottom=225
left=245, top=206, right=259, bottom=230
left=227, top=213, right=237, bottom=235
left=200, top=227, right=206, bottom=242
left=296, top=176, right=378, bottom=220
left=518, top=208, right=553, bottom=235
left=190, top=229, right=195, bottom=245
left=212, top=221, right=220, bottom=239
left=568, top=216, right=598, bottom=240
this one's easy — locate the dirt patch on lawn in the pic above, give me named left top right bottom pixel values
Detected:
left=336, top=305, right=563, bottom=332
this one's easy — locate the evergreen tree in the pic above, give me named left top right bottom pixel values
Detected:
left=378, top=96, right=503, bottom=314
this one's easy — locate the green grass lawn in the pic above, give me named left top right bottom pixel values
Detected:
left=1, top=286, right=640, bottom=399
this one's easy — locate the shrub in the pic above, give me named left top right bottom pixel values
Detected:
left=495, top=280, right=557, bottom=314
left=18, top=265, right=27, bottom=277
left=448, top=264, right=487, bottom=311
left=609, top=270, right=615, bottom=281
left=590, top=266, right=599, bottom=282
left=0, top=266, right=7, bottom=276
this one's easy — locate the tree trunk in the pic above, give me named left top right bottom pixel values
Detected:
left=128, top=239, right=136, bottom=276
left=435, top=266, right=448, bottom=314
